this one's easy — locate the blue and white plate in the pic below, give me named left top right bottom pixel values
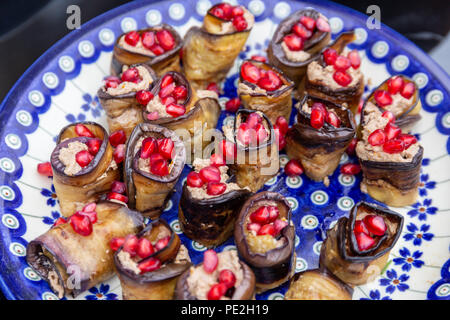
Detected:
left=0, top=0, right=449, bottom=300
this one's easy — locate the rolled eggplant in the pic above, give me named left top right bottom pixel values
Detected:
left=179, top=157, right=251, bottom=246
left=237, top=59, right=295, bottom=124
left=234, top=191, right=295, bottom=291
left=285, top=95, right=356, bottom=183
left=364, top=75, right=421, bottom=132
left=111, top=24, right=182, bottom=77
left=124, top=123, right=186, bottom=218
left=26, top=201, right=144, bottom=299
left=222, top=109, right=279, bottom=192
left=98, top=64, right=157, bottom=139
left=356, top=102, right=423, bottom=207
left=114, top=218, right=191, bottom=300
left=51, top=122, right=120, bottom=217
left=182, top=2, right=254, bottom=89
left=174, top=249, right=256, bottom=300
left=284, top=269, right=353, bottom=300
left=267, top=8, right=332, bottom=91
left=320, top=201, right=404, bottom=286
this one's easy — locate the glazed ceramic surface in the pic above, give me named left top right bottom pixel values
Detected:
left=0, top=0, right=449, bottom=300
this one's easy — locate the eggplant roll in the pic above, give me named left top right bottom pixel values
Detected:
left=364, top=75, right=421, bottom=132
left=222, top=109, right=280, bottom=192
left=267, top=8, right=332, bottom=89
left=124, top=123, right=186, bottom=218
left=234, top=191, right=295, bottom=291
left=237, top=59, right=295, bottom=124
left=111, top=24, right=182, bottom=77
left=174, top=250, right=256, bottom=300
left=284, top=269, right=353, bottom=300
left=356, top=102, right=423, bottom=207
left=98, top=64, right=157, bottom=139
left=26, top=201, right=143, bottom=299
left=303, top=31, right=364, bottom=115
left=51, top=122, right=120, bottom=217
left=320, top=201, right=404, bottom=286
left=179, top=158, right=251, bottom=246
left=285, top=95, right=356, bottom=182
left=114, top=219, right=191, bottom=300
left=182, top=3, right=254, bottom=88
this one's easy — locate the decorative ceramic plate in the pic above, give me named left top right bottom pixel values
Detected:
left=0, top=0, right=449, bottom=300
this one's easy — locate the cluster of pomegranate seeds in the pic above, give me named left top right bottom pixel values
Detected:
left=218, top=139, right=237, bottom=162
left=323, top=48, right=360, bottom=87
left=284, top=159, right=303, bottom=177
left=139, top=136, right=174, bottom=177
left=123, top=29, right=176, bottom=55
left=353, top=214, right=387, bottom=251
left=200, top=250, right=237, bottom=300
left=69, top=202, right=97, bottom=236
left=273, top=116, right=288, bottom=151
left=309, top=102, right=341, bottom=129
left=152, top=74, right=188, bottom=118
left=136, top=90, right=154, bottom=106
left=37, top=162, right=53, bottom=177
left=107, top=180, right=128, bottom=204
left=340, top=163, right=361, bottom=175
left=104, top=76, right=121, bottom=89
left=283, top=15, right=330, bottom=52
left=374, top=77, right=415, bottom=109
left=121, top=67, right=141, bottom=84
left=247, top=205, right=288, bottom=238
left=236, top=112, right=268, bottom=146
left=240, top=61, right=283, bottom=92
left=225, top=97, right=241, bottom=113
left=109, top=130, right=126, bottom=147
left=209, top=3, right=248, bottom=32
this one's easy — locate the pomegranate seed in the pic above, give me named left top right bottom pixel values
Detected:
left=292, top=23, right=312, bottom=39
left=368, top=129, right=386, bottom=146
left=241, top=62, right=261, bottom=84
left=283, top=33, right=303, bottom=51
left=136, top=238, right=155, bottom=259
left=110, top=237, right=125, bottom=251
left=340, top=163, right=361, bottom=175
left=374, top=90, right=393, bottom=107
left=156, top=29, right=175, bottom=51
left=75, top=124, right=95, bottom=138
left=250, top=206, right=271, bottom=224
left=136, top=90, right=153, bottom=106
left=159, top=82, right=175, bottom=99
left=187, top=171, right=205, bottom=188
left=219, top=139, right=236, bottom=161
left=382, top=110, right=396, bottom=124
left=166, top=103, right=186, bottom=117
left=210, top=153, right=226, bottom=167
left=275, top=116, right=289, bottom=135
left=75, top=150, right=93, bottom=168
left=124, top=31, right=140, bottom=46
left=82, top=202, right=96, bottom=213
left=158, top=138, right=174, bottom=159
left=246, top=112, right=262, bottom=129
left=258, top=224, right=276, bottom=236
left=268, top=206, right=280, bottom=222
left=274, top=219, right=288, bottom=235
left=347, top=50, right=361, bottom=69
left=232, top=15, right=248, bottom=31
left=300, top=16, right=316, bottom=30
left=147, top=112, right=159, bottom=121
left=161, top=96, right=175, bottom=106
left=138, top=257, right=161, bottom=273
left=207, top=283, right=228, bottom=300
left=149, top=153, right=165, bottom=165
left=37, top=162, right=53, bottom=176
left=173, top=85, right=188, bottom=101
left=210, top=6, right=226, bottom=19
left=354, top=231, right=376, bottom=251
left=285, top=159, right=303, bottom=176
left=333, top=70, right=352, bottom=86
left=219, top=270, right=236, bottom=289
left=358, top=99, right=364, bottom=113
left=254, top=123, right=268, bottom=144
left=104, top=76, right=121, bottom=89
left=203, top=249, right=218, bottom=273
left=150, top=159, right=169, bottom=176
left=384, top=123, right=401, bottom=140
left=250, top=55, right=266, bottom=62
left=323, top=48, right=338, bottom=65
left=310, top=104, right=326, bottom=129
left=86, top=138, right=102, bottom=156
left=199, top=166, right=221, bottom=183
left=387, top=76, right=404, bottom=95
left=155, top=236, right=171, bottom=251
left=326, top=111, right=341, bottom=127
left=140, top=137, right=157, bottom=159
left=107, top=192, right=128, bottom=203
left=69, top=212, right=93, bottom=236
left=237, top=123, right=253, bottom=146
left=109, top=130, right=126, bottom=147
left=346, top=138, right=358, bottom=155
left=354, top=220, right=369, bottom=235
left=363, top=215, right=387, bottom=236
left=122, top=235, right=139, bottom=256
left=225, top=97, right=241, bottom=113
left=111, top=181, right=126, bottom=194
left=141, top=31, right=156, bottom=49
left=399, top=134, right=417, bottom=149
left=257, top=70, right=282, bottom=91
left=334, top=55, right=351, bottom=71
left=78, top=210, right=97, bottom=224
left=52, top=217, right=67, bottom=227
left=316, top=16, right=330, bottom=32
left=113, top=144, right=125, bottom=164
left=207, top=182, right=227, bottom=196
left=401, top=82, right=415, bottom=99
left=274, top=127, right=286, bottom=150
left=217, top=3, right=233, bottom=19
left=247, top=222, right=262, bottom=234
left=121, top=67, right=140, bottom=83
left=150, top=44, right=164, bottom=55
left=383, top=139, right=405, bottom=154
left=312, top=102, right=327, bottom=115
left=231, top=6, right=244, bottom=17
left=206, top=82, right=220, bottom=94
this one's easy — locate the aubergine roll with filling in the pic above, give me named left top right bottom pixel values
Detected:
left=26, top=201, right=144, bottom=299
left=142, top=71, right=221, bottom=155
left=356, top=102, right=423, bottom=207
left=284, top=269, right=353, bottom=300
left=182, top=2, right=254, bottom=89
left=285, top=95, right=356, bottom=184
left=237, top=59, right=295, bottom=124
left=98, top=64, right=157, bottom=139
left=234, top=191, right=295, bottom=292
left=320, top=201, right=404, bottom=286
left=124, top=123, right=186, bottom=218
left=51, top=122, right=120, bottom=217
left=364, top=75, right=422, bottom=132
left=267, top=8, right=332, bottom=91
left=113, top=218, right=191, bottom=300
left=175, top=249, right=256, bottom=300
left=111, top=24, right=182, bottom=77
left=221, top=109, right=279, bottom=192
left=303, top=31, right=364, bottom=115
left=179, top=156, right=251, bottom=246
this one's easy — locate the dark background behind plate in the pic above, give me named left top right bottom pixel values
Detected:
left=0, top=0, right=449, bottom=300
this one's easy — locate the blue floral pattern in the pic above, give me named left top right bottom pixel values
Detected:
left=379, top=269, right=410, bottom=294
left=42, top=210, right=62, bottom=226
left=403, top=223, right=434, bottom=246
left=85, top=284, right=117, bottom=300
left=81, top=94, right=102, bottom=118
left=418, top=174, right=436, bottom=197
left=360, top=289, right=392, bottom=300
left=393, top=247, right=425, bottom=272
left=407, top=199, right=438, bottom=221
left=40, top=185, right=57, bottom=207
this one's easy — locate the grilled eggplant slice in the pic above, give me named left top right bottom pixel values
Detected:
left=124, top=123, right=186, bottom=218
left=234, top=191, right=295, bottom=292
left=182, top=3, right=254, bottom=89
left=51, top=122, right=120, bottom=217
left=285, top=269, right=353, bottom=300
left=238, top=59, right=295, bottom=124
left=26, top=201, right=144, bottom=299
left=267, top=9, right=331, bottom=91
left=114, top=219, right=191, bottom=300
left=320, top=201, right=403, bottom=286
left=356, top=102, right=423, bottom=206
left=111, top=24, right=182, bottom=77
left=286, top=95, right=356, bottom=182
